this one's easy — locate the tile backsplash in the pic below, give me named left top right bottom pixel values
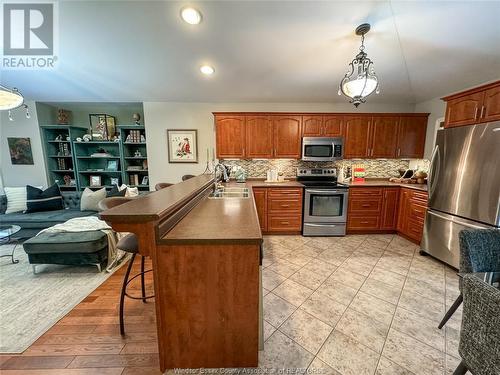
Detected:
left=221, top=159, right=430, bottom=179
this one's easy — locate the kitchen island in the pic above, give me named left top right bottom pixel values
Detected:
left=100, top=175, right=262, bottom=371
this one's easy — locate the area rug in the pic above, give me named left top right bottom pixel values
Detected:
left=0, top=243, right=119, bottom=353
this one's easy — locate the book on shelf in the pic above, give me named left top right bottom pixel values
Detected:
left=129, top=174, right=139, bottom=185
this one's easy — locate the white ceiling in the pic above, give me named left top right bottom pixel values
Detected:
left=1, top=1, right=499, bottom=104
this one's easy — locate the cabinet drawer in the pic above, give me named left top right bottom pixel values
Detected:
left=406, top=217, right=424, bottom=241
left=347, top=216, right=380, bottom=230
left=349, top=197, right=383, bottom=213
left=349, top=187, right=383, bottom=197
left=268, top=188, right=302, bottom=199
left=409, top=203, right=427, bottom=221
left=268, top=215, right=302, bottom=232
left=409, top=190, right=428, bottom=204
left=268, top=199, right=302, bottom=213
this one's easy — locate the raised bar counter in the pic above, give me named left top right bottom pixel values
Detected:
left=100, top=175, right=262, bottom=371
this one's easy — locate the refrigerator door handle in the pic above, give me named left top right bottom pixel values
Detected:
left=428, top=145, right=440, bottom=201
left=427, top=210, right=490, bottom=229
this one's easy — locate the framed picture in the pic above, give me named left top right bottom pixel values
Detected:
left=106, top=160, right=118, bottom=171
left=7, top=137, right=34, bottom=165
left=89, top=114, right=116, bottom=141
left=141, top=176, right=149, bottom=185
left=89, top=175, right=102, bottom=187
left=110, top=177, right=120, bottom=186
left=167, top=129, right=198, bottom=163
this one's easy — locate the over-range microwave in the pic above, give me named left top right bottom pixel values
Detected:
left=302, top=137, right=343, bottom=162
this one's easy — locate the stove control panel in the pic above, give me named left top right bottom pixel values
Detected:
left=297, top=168, right=337, bottom=177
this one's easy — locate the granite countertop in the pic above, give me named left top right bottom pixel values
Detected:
left=345, top=179, right=428, bottom=192
left=231, top=179, right=304, bottom=188
left=160, top=181, right=263, bottom=245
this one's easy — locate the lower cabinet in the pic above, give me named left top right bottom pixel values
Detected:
left=348, top=186, right=428, bottom=243
left=253, top=187, right=303, bottom=234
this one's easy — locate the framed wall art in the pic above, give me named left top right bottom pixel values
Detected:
left=7, top=137, right=34, bottom=165
left=89, top=114, right=116, bottom=141
left=166, top=129, right=198, bottom=163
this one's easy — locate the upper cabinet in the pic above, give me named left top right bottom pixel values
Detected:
left=397, top=116, right=427, bottom=158
left=443, top=81, right=500, bottom=128
left=215, top=115, right=246, bottom=158
left=302, top=115, right=343, bottom=137
left=344, top=116, right=371, bottom=158
left=273, top=115, right=302, bottom=158
left=246, top=116, right=273, bottom=158
left=371, top=116, right=399, bottom=158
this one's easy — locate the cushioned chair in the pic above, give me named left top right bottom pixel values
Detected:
left=155, top=182, right=173, bottom=191
left=438, top=229, right=500, bottom=329
left=98, top=197, right=154, bottom=335
left=453, top=274, right=500, bottom=375
left=181, top=174, right=195, bottom=181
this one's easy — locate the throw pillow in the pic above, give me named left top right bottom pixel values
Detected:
left=119, top=184, right=139, bottom=197
left=25, top=184, right=64, bottom=213
left=4, top=187, right=27, bottom=214
left=80, top=187, right=107, bottom=211
left=107, top=186, right=127, bottom=198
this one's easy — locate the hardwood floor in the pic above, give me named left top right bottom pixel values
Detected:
left=0, top=258, right=162, bottom=375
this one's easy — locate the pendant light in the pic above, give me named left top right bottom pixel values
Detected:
left=338, top=23, right=380, bottom=107
left=0, top=85, right=30, bottom=121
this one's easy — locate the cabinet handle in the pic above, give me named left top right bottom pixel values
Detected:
left=281, top=221, right=289, bottom=225
left=360, top=221, right=369, bottom=224
left=281, top=204, right=290, bottom=207
left=397, top=148, right=401, bottom=157
left=361, top=204, right=371, bottom=207
left=474, top=106, right=479, bottom=120
left=480, top=106, right=485, bottom=119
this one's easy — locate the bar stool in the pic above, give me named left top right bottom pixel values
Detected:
left=155, top=182, right=173, bottom=191
left=98, top=197, right=154, bottom=335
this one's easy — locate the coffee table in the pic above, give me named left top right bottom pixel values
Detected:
left=0, top=225, right=21, bottom=264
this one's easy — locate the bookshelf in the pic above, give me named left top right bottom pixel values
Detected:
left=119, top=125, right=149, bottom=191
left=40, top=125, right=87, bottom=191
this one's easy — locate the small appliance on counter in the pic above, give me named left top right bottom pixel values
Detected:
left=297, top=168, right=349, bottom=236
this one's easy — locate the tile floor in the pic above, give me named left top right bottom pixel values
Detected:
left=260, top=234, right=463, bottom=375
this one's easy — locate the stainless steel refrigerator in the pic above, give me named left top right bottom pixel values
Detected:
left=421, top=122, right=500, bottom=268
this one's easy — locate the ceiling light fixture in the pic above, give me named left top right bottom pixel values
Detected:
left=180, top=7, right=202, bottom=25
left=338, top=23, right=380, bottom=107
left=200, top=65, right=215, bottom=75
left=0, top=84, right=30, bottom=120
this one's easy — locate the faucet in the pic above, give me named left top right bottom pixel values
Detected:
left=213, top=163, right=228, bottom=191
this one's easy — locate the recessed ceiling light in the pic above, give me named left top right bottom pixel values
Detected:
left=200, top=65, right=215, bottom=75
left=180, top=7, right=202, bottom=25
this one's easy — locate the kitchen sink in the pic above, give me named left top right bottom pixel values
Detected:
left=208, top=187, right=250, bottom=199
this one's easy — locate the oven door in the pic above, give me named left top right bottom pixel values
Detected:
left=304, top=189, right=347, bottom=223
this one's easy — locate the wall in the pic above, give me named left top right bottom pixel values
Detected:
left=143, top=102, right=415, bottom=185
left=414, top=97, right=446, bottom=158
left=0, top=101, right=48, bottom=189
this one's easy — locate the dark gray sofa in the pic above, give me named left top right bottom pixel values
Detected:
left=0, top=192, right=96, bottom=239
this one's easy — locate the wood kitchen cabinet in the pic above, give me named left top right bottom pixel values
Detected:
left=347, top=187, right=383, bottom=230
left=252, top=187, right=268, bottom=232
left=252, top=186, right=302, bottom=234
left=344, top=116, right=372, bottom=158
left=371, top=116, right=399, bottom=158
left=380, top=188, right=400, bottom=230
left=443, top=80, right=500, bottom=127
left=397, top=187, right=428, bottom=243
left=302, top=115, right=343, bottom=137
left=215, top=115, right=246, bottom=158
left=272, top=116, right=302, bottom=158
left=396, top=116, right=427, bottom=158
left=245, top=116, right=273, bottom=158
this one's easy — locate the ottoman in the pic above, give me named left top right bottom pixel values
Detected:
left=23, top=231, right=108, bottom=273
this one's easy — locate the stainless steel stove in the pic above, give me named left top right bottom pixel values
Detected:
left=297, top=168, right=349, bottom=236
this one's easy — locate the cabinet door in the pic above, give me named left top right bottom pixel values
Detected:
left=302, top=115, right=323, bottom=137
left=370, top=116, right=399, bottom=158
left=344, top=116, right=371, bottom=158
left=380, top=188, right=400, bottom=230
left=273, top=116, right=302, bottom=158
left=245, top=116, right=273, bottom=158
left=252, top=188, right=267, bottom=232
left=397, top=116, right=427, bottom=158
left=323, top=116, right=343, bottom=137
left=215, top=115, right=246, bottom=158
left=445, top=92, right=484, bottom=128
left=482, top=85, right=500, bottom=122
left=396, top=188, right=410, bottom=232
